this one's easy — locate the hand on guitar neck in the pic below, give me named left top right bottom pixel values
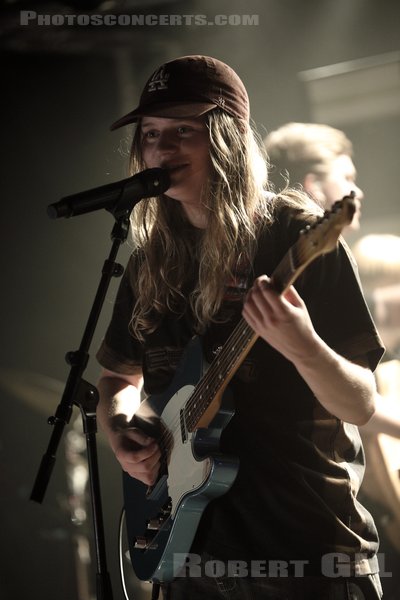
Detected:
left=242, top=275, right=319, bottom=364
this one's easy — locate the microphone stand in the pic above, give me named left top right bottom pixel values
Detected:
left=31, top=202, right=134, bottom=600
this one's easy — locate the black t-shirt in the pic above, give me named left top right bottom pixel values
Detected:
left=96, top=203, right=384, bottom=575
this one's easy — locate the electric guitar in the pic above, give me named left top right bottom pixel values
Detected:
left=122, top=194, right=356, bottom=583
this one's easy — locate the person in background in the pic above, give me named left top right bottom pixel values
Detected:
left=352, top=233, right=400, bottom=600
left=96, top=57, right=384, bottom=599
left=264, top=122, right=364, bottom=234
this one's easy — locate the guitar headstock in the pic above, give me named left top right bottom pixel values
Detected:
left=297, top=192, right=356, bottom=259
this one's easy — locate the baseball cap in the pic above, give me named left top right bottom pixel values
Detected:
left=110, top=55, right=249, bottom=130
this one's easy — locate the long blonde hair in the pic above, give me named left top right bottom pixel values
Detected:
left=127, top=110, right=315, bottom=340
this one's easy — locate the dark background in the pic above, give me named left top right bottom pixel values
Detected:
left=1, top=1, right=399, bottom=599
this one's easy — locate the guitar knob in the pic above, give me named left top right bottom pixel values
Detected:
left=147, top=518, right=163, bottom=530
left=134, top=536, right=158, bottom=550
left=161, top=501, right=172, bottom=515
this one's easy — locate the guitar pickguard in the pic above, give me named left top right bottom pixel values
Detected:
left=160, top=385, right=212, bottom=518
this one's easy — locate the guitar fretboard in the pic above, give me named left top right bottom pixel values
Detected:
left=184, top=319, right=256, bottom=431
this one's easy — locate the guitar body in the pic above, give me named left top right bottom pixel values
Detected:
left=123, top=336, right=239, bottom=582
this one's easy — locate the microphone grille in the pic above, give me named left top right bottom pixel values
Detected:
left=143, top=168, right=170, bottom=196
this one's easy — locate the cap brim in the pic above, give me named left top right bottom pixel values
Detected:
left=110, top=101, right=217, bottom=130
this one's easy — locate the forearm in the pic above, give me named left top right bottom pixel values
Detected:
left=294, top=335, right=377, bottom=425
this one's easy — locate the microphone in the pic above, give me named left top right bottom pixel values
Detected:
left=47, top=168, right=170, bottom=219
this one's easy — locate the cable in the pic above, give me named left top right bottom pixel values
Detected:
left=119, top=507, right=162, bottom=600
left=118, top=507, right=133, bottom=600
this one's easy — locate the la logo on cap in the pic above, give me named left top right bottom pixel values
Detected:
left=148, top=66, right=169, bottom=92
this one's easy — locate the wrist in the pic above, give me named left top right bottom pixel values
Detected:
left=290, top=332, right=325, bottom=368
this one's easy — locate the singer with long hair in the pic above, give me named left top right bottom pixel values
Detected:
left=96, top=56, right=384, bottom=599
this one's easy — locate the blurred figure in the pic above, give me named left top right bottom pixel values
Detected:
left=352, top=234, right=400, bottom=439
left=352, top=234, right=400, bottom=600
left=264, top=122, right=364, bottom=232
left=353, top=234, right=400, bottom=361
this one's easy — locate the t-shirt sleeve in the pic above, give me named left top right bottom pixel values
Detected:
left=96, top=253, right=144, bottom=375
